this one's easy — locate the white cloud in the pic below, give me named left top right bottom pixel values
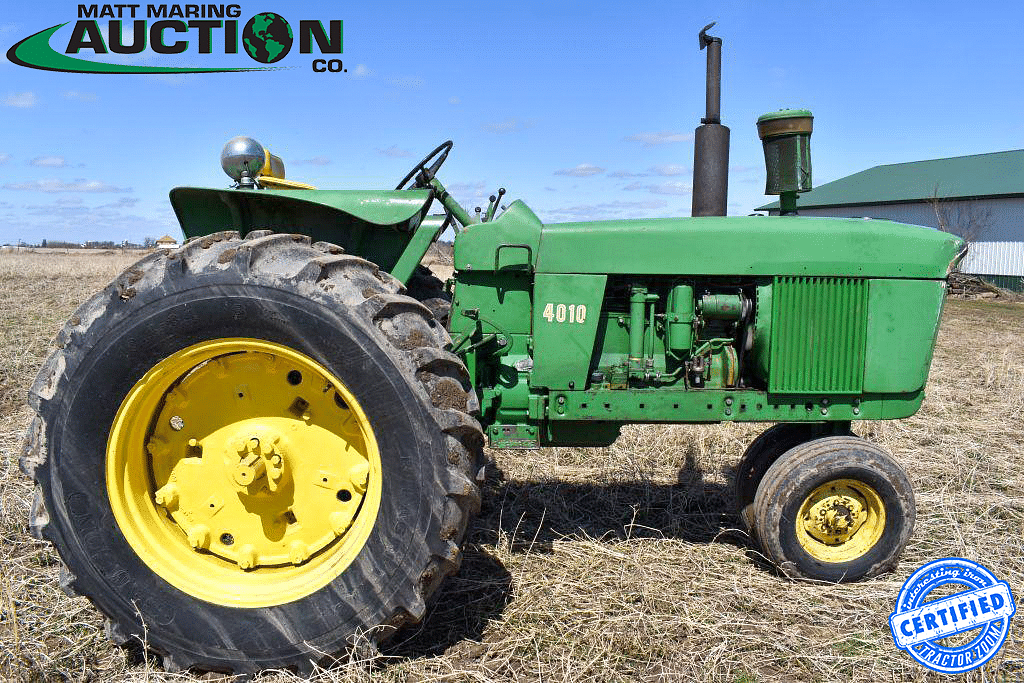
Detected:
left=351, top=64, right=371, bottom=78
left=448, top=96, right=460, bottom=105
left=63, top=90, right=99, bottom=102
left=446, top=181, right=488, bottom=207
left=624, top=180, right=692, bottom=195
left=625, top=131, right=693, bottom=146
left=25, top=197, right=139, bottom=213
left=3, top=92, right=37, bottom=108
left=447, top=181, right=486, bottom=194
left=540, top=199, right=668, bottom=222
left=4, top=178, right=132, bottom=193
left=649, top=164, right=689, bottom=177
left=377, top=145, right=411, bottom=158
left=29, top=156, right=68, bottom=168
left=609, top=170, right=647, bottom=178
left=3, top=196, right=172, bottom=244
left=554, top=163, right=605, bottom=177
left=0, top=153, right=10, bottom=165
left=291, top=156, right=331, bottom=166
left=484, top=118, right=533, bottom=134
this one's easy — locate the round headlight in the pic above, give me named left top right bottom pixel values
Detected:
left=220, top=136, right=266, bottom=182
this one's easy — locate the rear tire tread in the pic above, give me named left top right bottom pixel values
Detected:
left=22, top=229, right=484, bottom=675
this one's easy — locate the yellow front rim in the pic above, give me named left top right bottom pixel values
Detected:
left=106, top=338, right=382, bottom=608
left=796, top=478, right=886, bottom=563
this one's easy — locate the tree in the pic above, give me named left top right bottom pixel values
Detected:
left=928, top=184, right=992, bottom=244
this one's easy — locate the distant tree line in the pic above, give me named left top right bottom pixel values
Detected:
left=2, top=238, right=158, bottom=249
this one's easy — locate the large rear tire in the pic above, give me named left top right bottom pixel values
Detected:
left=405, top=264, right=451, bottom=326
left=21, top=231, right=484, bottom=675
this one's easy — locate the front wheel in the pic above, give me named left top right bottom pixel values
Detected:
left=751, top=436, right=915, bottom=582
left=734, top=423, right=814, bottom=533
left=21, top=231, right=484, bottom=675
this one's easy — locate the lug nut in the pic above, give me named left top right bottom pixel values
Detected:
left=289, top=541, right=309, bottom=565
left=169, top=415, right=184, bottom=431
left=154, top=483, right=179, bottom=508
left=237, top=544, right=258, bottom=570
left=329, top=511, right=352, bottom=535
left=349, top=461, right=370, bottom=494
left=187, top=524, right=210, bottom=550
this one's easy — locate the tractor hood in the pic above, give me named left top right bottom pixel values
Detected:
left=532, top=216, right=966, bottom=279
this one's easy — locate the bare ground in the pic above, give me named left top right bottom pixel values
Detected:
left=0, top=250, right=1021, bottom=682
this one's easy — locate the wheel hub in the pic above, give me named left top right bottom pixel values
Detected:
left=145, top=347, right=373, bottom=571
left=802, top=486, right=868, bottom=544
left=796, top=478, right=886, bottom=563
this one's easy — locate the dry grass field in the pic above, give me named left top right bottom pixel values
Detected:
left=0, top=250, right=1022, bottom=682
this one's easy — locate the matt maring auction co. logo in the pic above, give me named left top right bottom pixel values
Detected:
left=6, top=4, right=345, bottom=74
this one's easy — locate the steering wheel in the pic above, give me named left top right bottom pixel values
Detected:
left=396, top=140, right=454, bottom=190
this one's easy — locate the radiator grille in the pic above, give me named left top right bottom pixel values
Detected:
left=768, top=276, right=868, bottom=394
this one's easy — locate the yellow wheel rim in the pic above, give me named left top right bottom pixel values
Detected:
left=106, top=338, right=382, bottom=608
left=795, top=478, right=886, bottom=563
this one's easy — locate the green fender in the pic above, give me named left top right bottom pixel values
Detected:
left=169, top=187, right=438, bottom=278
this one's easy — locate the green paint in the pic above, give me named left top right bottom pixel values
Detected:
left=453, top=200, right=542, bottom=271
left=769, top=276, right=867, bottom=395
left=170, top=187, right=432, bottom=274
left=530, top=273, right=606, bottom=389
left=389, top=215, right=446, bottom=284
left=863, top=279, right=945, bottom=393
left=169, top=168, right=960, bottom=448
left=532, top=216, right=962, bottom=278
left=548, top=388, right=923, bottom=423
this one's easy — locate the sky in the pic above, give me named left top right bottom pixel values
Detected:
left=1, top=0, right=1023, bottom=245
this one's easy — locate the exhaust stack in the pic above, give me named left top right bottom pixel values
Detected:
left=691, top=22, right=730, bottom=217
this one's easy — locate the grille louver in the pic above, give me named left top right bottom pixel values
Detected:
left=768, top=276, right=868, bottom=394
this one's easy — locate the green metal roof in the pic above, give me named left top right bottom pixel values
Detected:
left=756, top=149, right=1024, bottom=211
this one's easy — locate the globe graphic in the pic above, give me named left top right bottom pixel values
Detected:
left=242, top=13, right=293, bottom=64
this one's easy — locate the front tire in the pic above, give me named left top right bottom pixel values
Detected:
left=21, top=231, right=484, bottom=675
left=751, top=436, right=915, bottom=582
left=734, top=423, right=814, bottom=533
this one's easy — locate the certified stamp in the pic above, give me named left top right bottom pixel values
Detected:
left=890, top=558, right=1016, bottom=674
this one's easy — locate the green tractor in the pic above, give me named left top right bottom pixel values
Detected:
left=22, top=26, right=963, bottom=675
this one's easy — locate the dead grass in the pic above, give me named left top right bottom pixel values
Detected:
left=1, top=251, right=1022, bottom=682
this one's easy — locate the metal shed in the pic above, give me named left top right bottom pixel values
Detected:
left=757, top=150, right=1024, bottom=290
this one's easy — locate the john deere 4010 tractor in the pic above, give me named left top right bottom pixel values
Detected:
left=23, top=26, right=963, bottom=675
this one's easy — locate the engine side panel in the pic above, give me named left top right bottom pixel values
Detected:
left=863, top=279, right=947, bottom=393
left=530, top=273, right=607, bottom=390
